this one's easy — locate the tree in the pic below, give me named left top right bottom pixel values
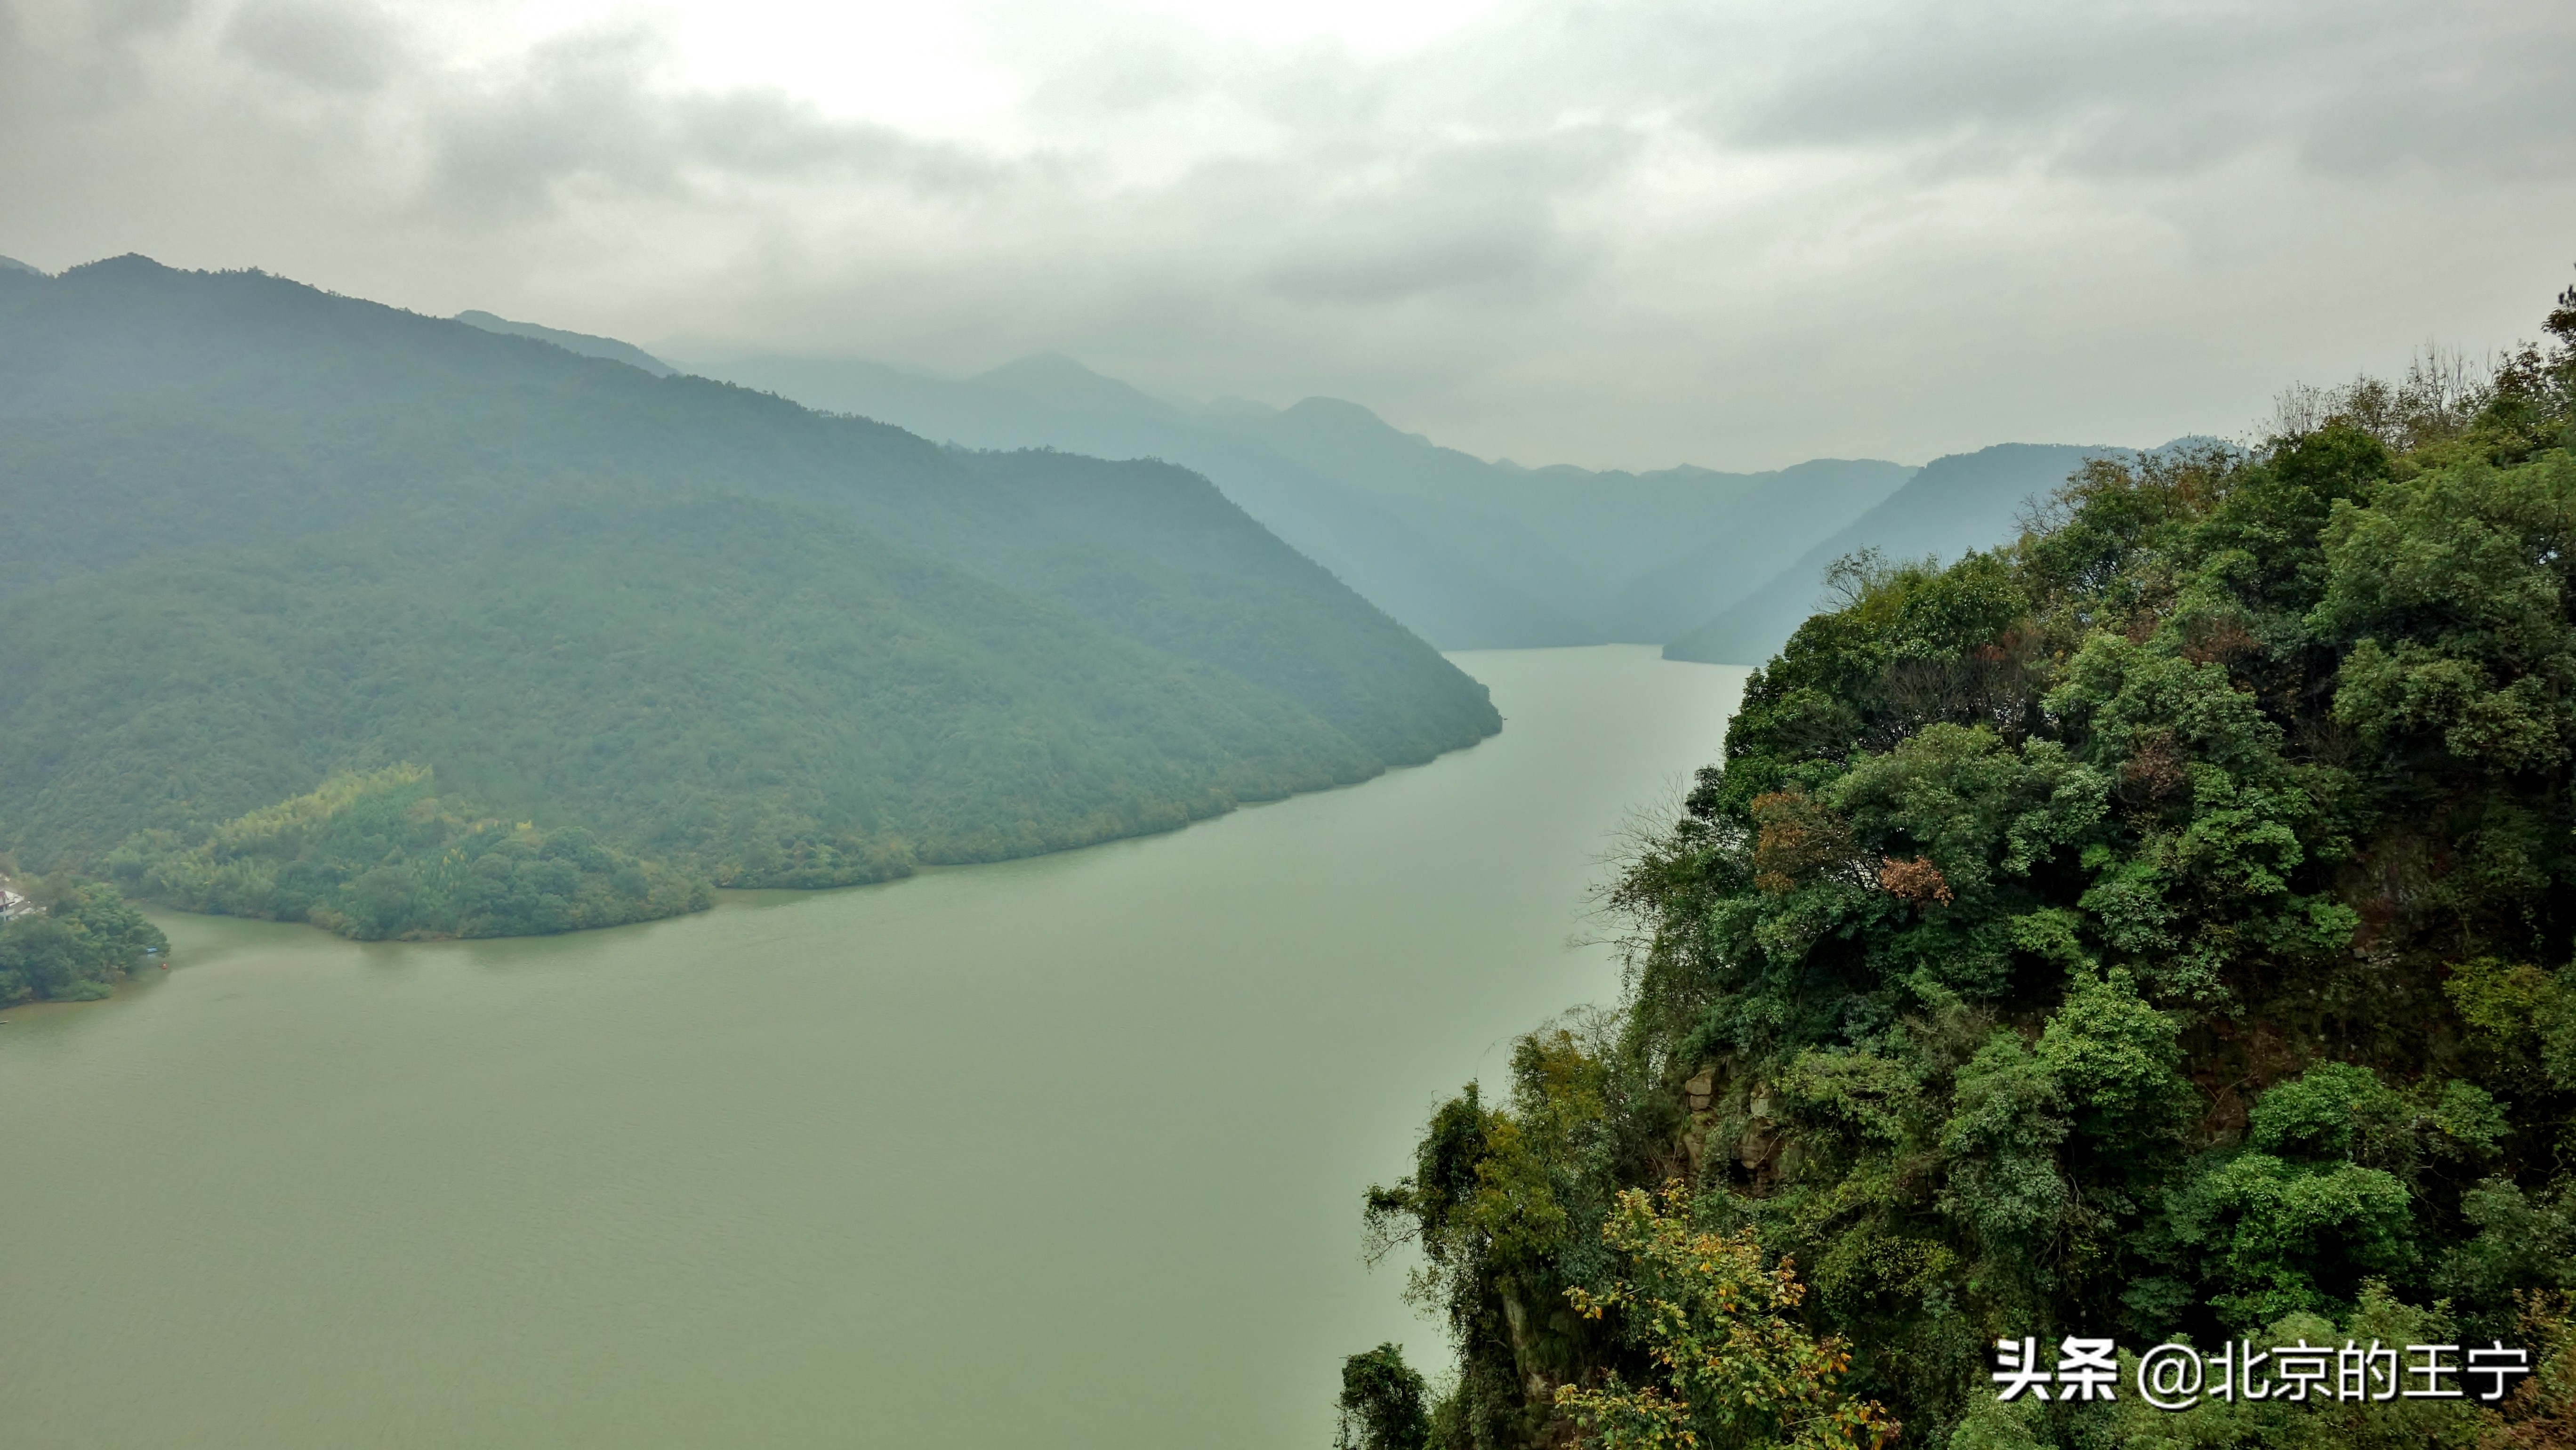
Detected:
left=0, top=878, right=167, bottom=1002
left=1554, top=1183, right=1896, bottom=1450
left=1338, top=1343, right=1433, bottom=1450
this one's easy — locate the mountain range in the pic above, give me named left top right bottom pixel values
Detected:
left=0, top=257, right=1499, bottom=936
left=691, top=353, right=2145, bottom=662
left=6, top=259, right=2162, bottom=676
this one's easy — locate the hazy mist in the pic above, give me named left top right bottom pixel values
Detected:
left=5, top=0, right=2572, bottom=470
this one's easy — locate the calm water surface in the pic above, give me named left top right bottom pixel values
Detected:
left=0, top=646, right=1747, bottom=1449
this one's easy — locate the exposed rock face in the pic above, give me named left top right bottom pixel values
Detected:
left=1673, top=1063, right=1794, bottom=1191
left=1739, top=1088, right=1781, bottom=1175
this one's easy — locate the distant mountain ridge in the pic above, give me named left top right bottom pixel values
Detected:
left=693, top=354, right=1606, bottom=646
left=693, top=354, right=1919, bottom=648
left=455, top=308, right=674, bottom=375
left=1662, top=442, right=2133, bottom=664
left=693, top=352, right=2159, bottom=659
left=448, top=314, right=2146, bottom=662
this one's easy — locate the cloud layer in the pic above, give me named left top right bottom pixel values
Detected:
left=5, top=0, right=2573, bottom=469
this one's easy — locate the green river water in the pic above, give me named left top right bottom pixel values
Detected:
left=0, top=646, right=1747, bottom=1449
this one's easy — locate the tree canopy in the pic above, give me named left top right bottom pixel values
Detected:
left=0, top=878, right=168, bottom=1004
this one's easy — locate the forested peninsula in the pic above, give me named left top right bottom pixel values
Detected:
left=0, top=876, right=169, bottom=1005
left=1343, top=277, right=2576, bottom=1450
left=0, top=257, right=1499, bottom=955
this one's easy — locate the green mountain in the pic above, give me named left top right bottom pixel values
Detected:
left=0, top=257, right=1499, bottom=938
left=1353, top=276, right=2576, bottom=1448
left=693, top=353, right=1915, bottom=648
left=1662, top=442, right=2131, bottom=665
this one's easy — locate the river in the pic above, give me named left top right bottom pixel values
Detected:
left=0, top=646, right=1748, bottom=1449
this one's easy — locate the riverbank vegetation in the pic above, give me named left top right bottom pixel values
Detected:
left=105, top=766, right=712, bottom=941
left=1354, top=273, right=2576, bottom=1447
left=0, top=877, right=168, bottom=1003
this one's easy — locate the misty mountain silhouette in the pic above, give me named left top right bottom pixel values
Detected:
left=1663, top=442, right=2134, bottom=664
left=442, top=318, right=2158, bottom=663
left=695, top=352, right=1918, bottom=648
left=692, top=352, right=1602, bottom=645
left=975, top=352, right=1175, bottom=419
left=455, top=309, right=674, bottom=376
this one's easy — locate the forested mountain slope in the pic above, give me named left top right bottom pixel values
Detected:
left=1663, top=442, right=2128, bottom=666
left=699, top=353, right=1913, bottom=647
left=1352, top=275, right=2576, bottom=1449
left=0, top=257, right=1498, bottom=938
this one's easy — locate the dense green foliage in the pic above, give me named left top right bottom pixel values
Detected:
left=1553, top=1182, right=1896, bottom=1450
left=6, top=493, right=1422, bottom=890
left=0, top=878, right=168, bottom=1003
left=1361, top=275, right=2576, bottom=1447
left=0, top=258, right=1498, bottom=937
left=105, top=766, right=711, bottom=940
left=1339, top=1344, right=1436, bottom=1450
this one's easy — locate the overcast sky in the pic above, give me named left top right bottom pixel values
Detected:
left=4, top=0, right=2573, bottom=471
